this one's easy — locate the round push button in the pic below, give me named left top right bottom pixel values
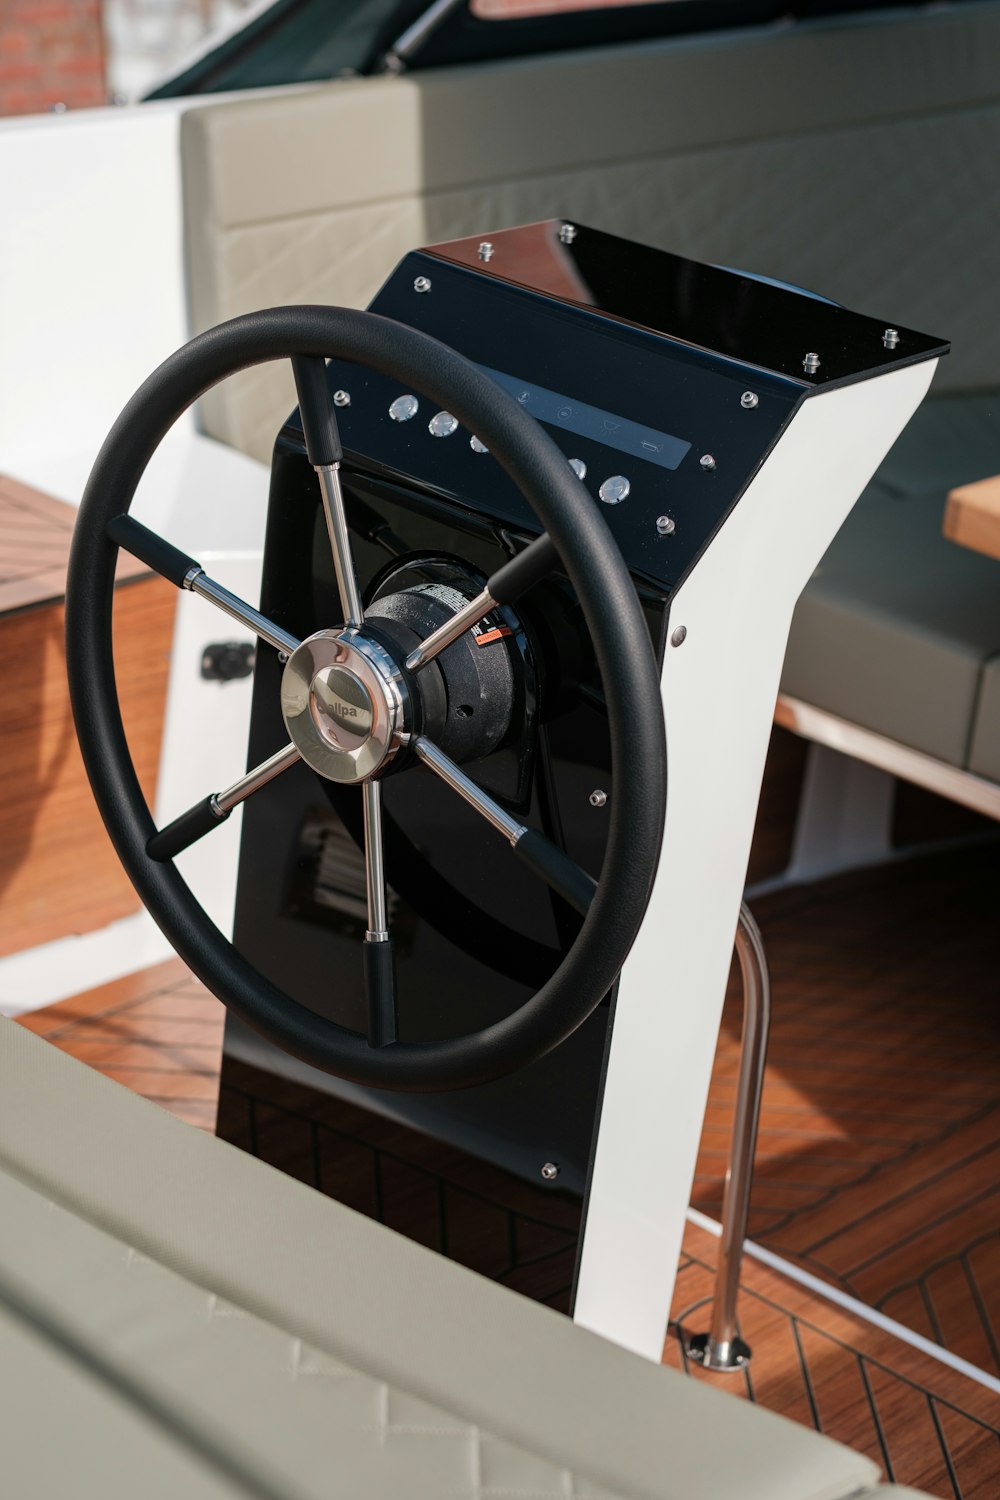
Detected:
left=470, top=435, right=489, bottom=453
left=389, top=394, right=419, bottom=422
left=429, top=411, right=459, bottom=438
left=568, top=458, right=587, bottom=480
left=599, top=475, right=630, bottom=505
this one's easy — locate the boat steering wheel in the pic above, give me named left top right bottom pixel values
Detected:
left=66, top=307, right=666, bottom=1092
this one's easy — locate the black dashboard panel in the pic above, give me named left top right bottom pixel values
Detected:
left=297, top=222, right=946, bottom=597
left=429, top=220, right=946, bottom=388
left=309, top=253, right=800, bottom=594
left=224, top=222, right=948, bottom=1290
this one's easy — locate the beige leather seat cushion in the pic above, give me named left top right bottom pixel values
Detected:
left=180, top=4, right=1000, bottom=463
left=781, top=392, right=1000, bottom=766
left=971, top=653, right=1000, bottom=781
left=0, top=1018, right=925, bottom=1500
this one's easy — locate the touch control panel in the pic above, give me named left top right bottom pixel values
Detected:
left=303, top=256, right=800, bottom=594
left=286, top=221, right=943, bottom=594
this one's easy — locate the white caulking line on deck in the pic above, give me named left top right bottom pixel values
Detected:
left=686, top=1207, right=1000, bottom=1398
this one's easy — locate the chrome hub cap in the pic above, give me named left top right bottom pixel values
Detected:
left=280, top=628, right=406, bottom=783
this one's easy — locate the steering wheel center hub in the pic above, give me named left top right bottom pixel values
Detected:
left=281, top=629, right=406, bottom=784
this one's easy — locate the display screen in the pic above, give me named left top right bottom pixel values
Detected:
left=480, top=364, right=692, bottom=472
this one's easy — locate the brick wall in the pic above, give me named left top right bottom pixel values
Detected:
left=0, top=0, right=107, bottom=117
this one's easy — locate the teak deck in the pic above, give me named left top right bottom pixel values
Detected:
left=0, top=474, right=176, bottom=954
left=17, top=838, right=1000, bottom=1498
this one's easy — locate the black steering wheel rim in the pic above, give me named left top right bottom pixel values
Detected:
left=66, top=305, right=666, bottom=1092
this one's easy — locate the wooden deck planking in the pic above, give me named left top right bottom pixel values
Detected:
left=0, top=474, right=176, bottom=954
left=669, top=1222, right=1000, bottom=1496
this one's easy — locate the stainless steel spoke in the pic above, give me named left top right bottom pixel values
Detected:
left=361, top=778, right=396, bottom=1048
left=405, top=533, right=558, bottom=673
left=362, top=779, right=389, bottom=940
left=316, top=464, right=364, bottom=628
left=106, top=513, right=299, bottom=657
left=414, top=737, right=597, bottom=916
left=214, top=742, right=302, bottom=815
left=405, top=587, right=495, bottom=673
left=147, top=742, right=301, bottom=862
left=188, top=573, right=299, bottom=657
left=413, top=737, right=525, bottom=843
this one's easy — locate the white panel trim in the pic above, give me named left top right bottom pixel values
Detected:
left=573, top=360, right=938, bottom=1360
left=776, top=694, right=1000, bottom=822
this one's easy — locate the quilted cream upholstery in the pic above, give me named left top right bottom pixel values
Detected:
left=180, top=4, right=1000, bottom=462
left=0, top=1172, right=618, bottom=1500
left=0, top=1017, right=922, bottom=1500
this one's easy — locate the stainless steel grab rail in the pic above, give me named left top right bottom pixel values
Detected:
left=686, top=900, right=771, bottom=1371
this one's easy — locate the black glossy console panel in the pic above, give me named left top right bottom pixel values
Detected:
left=222, top=222, right=947, bottom=1308
left=228, top=443, right=646, bottom=1197
left=304, top=220, right=946, bottom=596
left=315, top=257, right=797, bottom=595
left=427, top=220, right=947, bottom=389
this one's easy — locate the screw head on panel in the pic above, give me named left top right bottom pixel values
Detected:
left=671, top=626, right=687, bottom=647
left=700, top=454, right=717, bottom=472
left=478, top=241, right=494, bottom=261
left=883, top=328, right=900, bottom=349
left=558, top=223, right=578, bottom=244
left=589, top=789, right=608, bottom=807
left=740, top=391, right=759, bottom=409
left=414, top=276, right=432, bottom=293
left=541, top=1161, right=560, bottom=1181
left=333, top=390, right=351, bottom=407
left=656, top=515, right=675, bottom=535
left=803, top=352, right=821, bottom=374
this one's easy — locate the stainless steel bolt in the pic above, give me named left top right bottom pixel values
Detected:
left=589, top=789, right=608, bottom=808
left=558, top=223, right=577, bottom=244
left=656, top=515, right=675, bottom=535
left=671, top=626, right=688, bottom=648
left=478, top=241, right=494, bottom=262
left=803, top=352, right=821, bottom=374
left=333, top=389, right=351, bottom=407
left=541, top=1162, right=560, bottom=1181
left=277, top=651, right=289, bottom=665
left=883, top=328, right=900, bottom=349
left=413, top=276, right=432, bottom=293
left=741, top=391, right=759, bottom=409
left=700, top=454, right=717, bottom=472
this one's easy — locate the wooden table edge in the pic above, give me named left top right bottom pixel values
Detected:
left=944, top=471, right=1000, bottom=562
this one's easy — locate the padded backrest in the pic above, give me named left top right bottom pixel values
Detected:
left=181, top=3, right=1000, bottom=461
